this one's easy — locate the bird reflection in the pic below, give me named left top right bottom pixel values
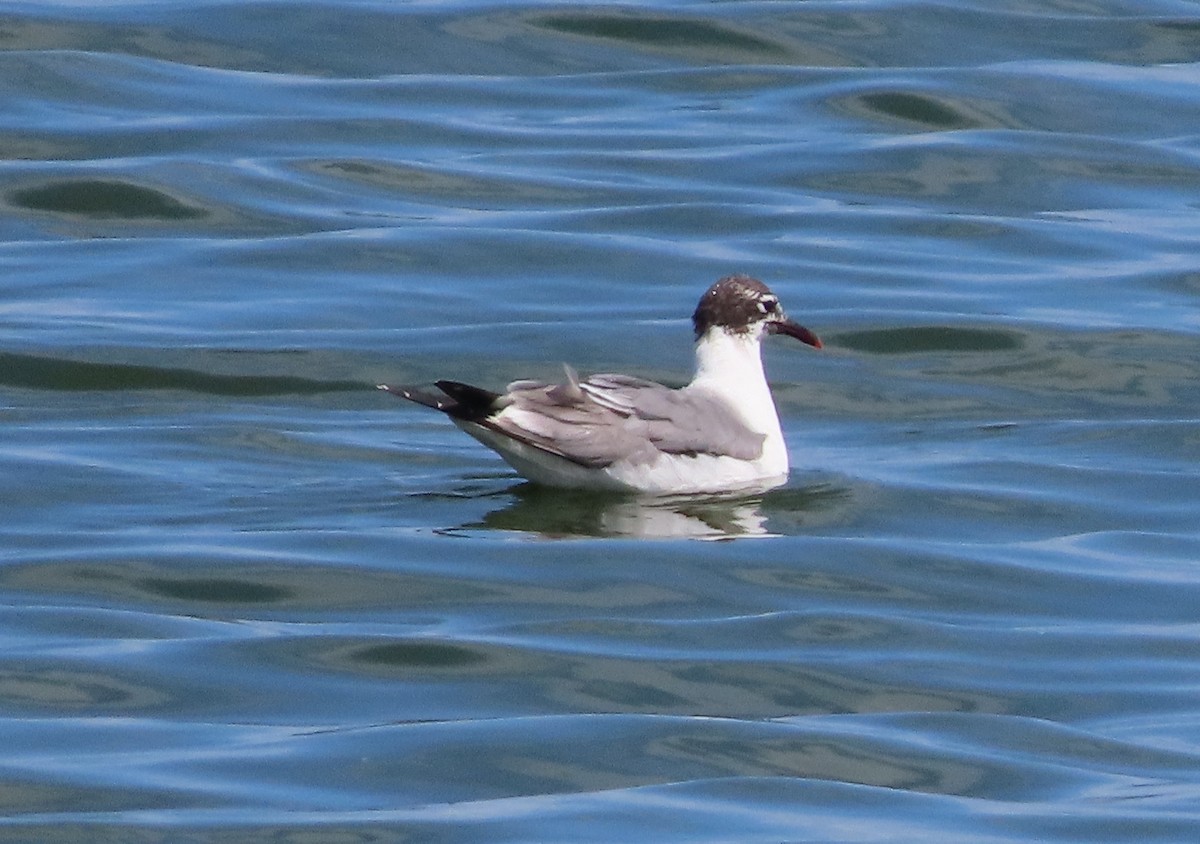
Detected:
left=454, top=481, right=847, bottom=540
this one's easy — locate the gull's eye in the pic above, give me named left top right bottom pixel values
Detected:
left=758, top=297, right=778, bottom=314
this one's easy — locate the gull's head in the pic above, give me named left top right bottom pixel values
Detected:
left=692, top=274, right=822, bottom=349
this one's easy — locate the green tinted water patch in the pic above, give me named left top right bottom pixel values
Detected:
left=10, top=179, right=206, bottom=220
left=351, top=641, right=488, bottom=671
left=308, top=159, right=577, bottom=204
left=837, top=327, right=1022, bottom=354
left=833, top=90, right=1014, bottom=132
left=533, top=12, right=791, bottom=61
left=137, top=577, right=294, bottom=605
left=0, top=351, right=364, bottom=395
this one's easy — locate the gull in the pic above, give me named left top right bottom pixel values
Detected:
left=379, top=274, right=822, bottom=495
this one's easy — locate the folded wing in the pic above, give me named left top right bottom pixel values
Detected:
left=487, top=367, right=765, bottom=468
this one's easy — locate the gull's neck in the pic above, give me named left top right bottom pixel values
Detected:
left=690, top=325, right=769, bottom=391
left=687, top=326, right=786, bottom=464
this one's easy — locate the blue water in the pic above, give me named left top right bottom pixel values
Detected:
left=3, top=0, right=1200, bottom=840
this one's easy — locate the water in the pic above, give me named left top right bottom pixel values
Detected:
left=2, top=0, right=1199, bottom=840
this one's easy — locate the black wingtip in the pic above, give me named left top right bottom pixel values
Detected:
left=377, top=383, right=454, bottom=412
left=378, top=380, right=504, bottom=420
left=433, top=380, right=502, bottom=420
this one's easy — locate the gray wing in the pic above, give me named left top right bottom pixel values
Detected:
left=490, top=368, right=764, bottom=468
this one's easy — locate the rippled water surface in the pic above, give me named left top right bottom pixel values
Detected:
left=3, top=0, right=1200, bottom=840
